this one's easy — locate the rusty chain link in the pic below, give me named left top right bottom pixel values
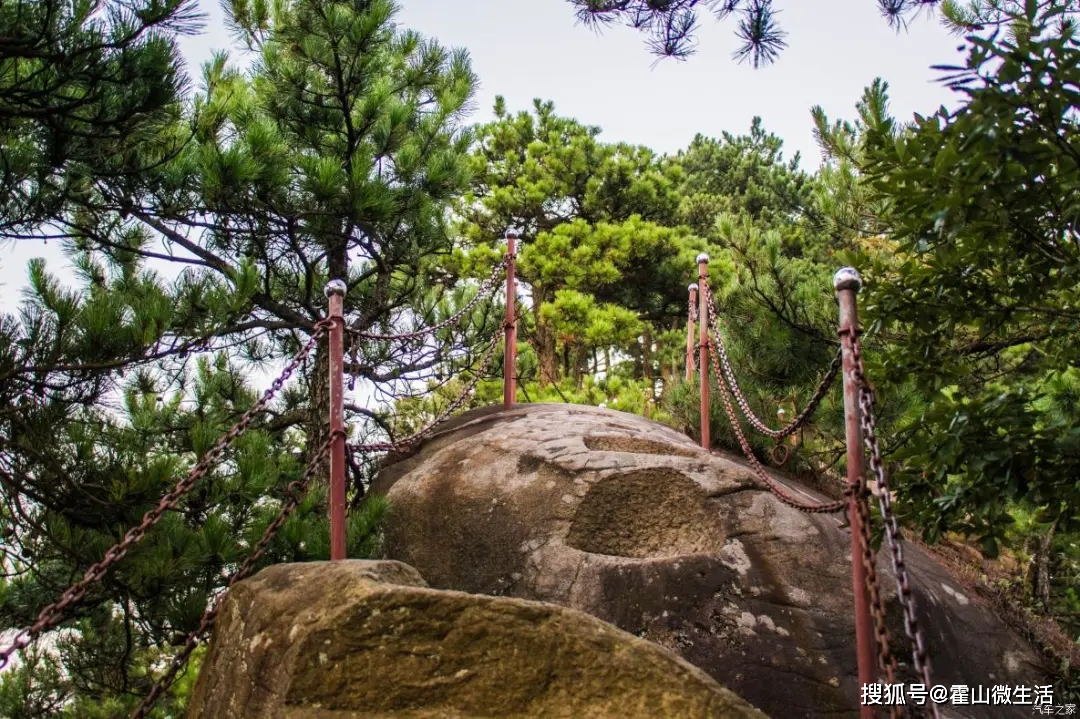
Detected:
left=852, top=481, right=904, bottom=712
left=848, top=329, right=939, bottom=719
left=0, top=320, right=333, bottom=671
left=707, top=332, right=847, bottom=514
left=347, top=256, right=511, bottom=343
left=687, top=291, right=698, bottom=373
left=349, top=324, right=504, bottom=455
left=703, top=284, right=842, bottom=440
left=130, top=437, right=334, bottom=718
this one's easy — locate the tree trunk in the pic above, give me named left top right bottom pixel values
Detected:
left=572, top=345, right=588, bottom=390
left=1032, top=520, right=1057, bottom=612
left=533, top=288, right=558, bottom=387
left=642, top=326, right=654, bottom=399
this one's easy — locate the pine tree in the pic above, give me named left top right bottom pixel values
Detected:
left=58, top=0, right=482, bottom=451
left=461, top=97, right=698, bottom=388
left=853, top=0, right=1080, bottom=559
left=0, top=0, right=200, bottom=236
left=1, top=0, right=481, bottom=710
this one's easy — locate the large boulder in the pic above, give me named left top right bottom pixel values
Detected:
left=375, top=403, right=1050, bottom=719
left=187, top=560, right=767, bottom=718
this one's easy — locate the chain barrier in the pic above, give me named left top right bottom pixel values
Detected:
left=706, top=333, right=847, bottom=514
left=703, top=285, right=842, bottom=440
left=853, top=481, right=905, bottom=715
left=130, top=436, right=334, bottom=718
left=0, top=320, right=333, bottom=671
left=849, top=330, right=940, bottom=719
left=347, top=256, right=511, bottom=343
left=349, top=322, right=504, bottom=455
left=687, top=291, right=698, bottom=373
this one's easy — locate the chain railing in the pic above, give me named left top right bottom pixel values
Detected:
left=704, top=283, right=842, bottom=441
left=347, top=256, right=511, bottom=343
left=0, top=242, right=518, bottom=714
left=3, top=245, right=937, bottom=719
left=851, top=330, right=940, bottom=719
left=130, top=436, right=334, bottom=719
left=0, top=320, right=333, bottom=672
left=128, top=263, right=509, bottom=714
left=692, top=264, right=938, bottom=719
left=706, top=330, right=847, bottom=514
left=854, top=481, right=903, bottom=705
left=348, top=321, right=505, bottom=455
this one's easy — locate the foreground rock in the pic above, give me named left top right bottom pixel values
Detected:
left=187, top=560, right=766, bottom=718
left=376, top=403, right=1049, bottom=719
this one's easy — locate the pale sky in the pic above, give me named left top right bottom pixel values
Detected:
left=0, top=0, right=965, bottom=321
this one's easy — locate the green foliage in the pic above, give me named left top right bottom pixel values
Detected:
left=0, top=0, right=200, bottom=235
left=460, top=97, right=701, bottom=389
left=2, top=0, right=466, bottom=711
left=789, top=1, right=1080, bottom=658
left=1, top=347, right=388, bottom=713
left=850, top=0, right=1080, bottom=553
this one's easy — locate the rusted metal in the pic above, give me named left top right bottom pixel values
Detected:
left=130, top=438, right=333, bottom=719
left=697, top=254, right=710, bottom=449
left=854, top=481, right=904, bottom=713
left=852, top=331, right=940, bottom=719
left=704, top=302, right=846, bottom=514
left=504, top=231, right=518, bottom=410
left=0, top=322, right=331, bottom=670
left=686, top=283, right=698, bottom=382
left=834, top=267, right=878, bottom=717
left=326, top=280, right=347, bottom=561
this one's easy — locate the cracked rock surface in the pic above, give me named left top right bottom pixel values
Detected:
left=375, top=403, right=1048, bottom=719
left=186, top=560, right=765, bottom=718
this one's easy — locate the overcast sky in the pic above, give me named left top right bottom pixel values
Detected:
left=0, top=0, right=965, bottom=310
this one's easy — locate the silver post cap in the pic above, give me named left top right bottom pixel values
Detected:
left=696, top=252, right=710, bottom=265
left=324, top=279, right=347, bottom=297
left=833, top=267, right=862, bottom=293
left=505, top=229, right=520, bottom=239
left=687, top=283, right=698, bottom=292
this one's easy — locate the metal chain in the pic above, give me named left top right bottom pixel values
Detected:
left=687, top=293, right=698, bottom=373
left=130, top=437, right=334, bottom=718
left=0, top=320, right=333, bottom=670
left=853, top=482, right=902, bottom=683
left=704, top=284, right=842, bottom=440
left=707, top=334, right=847, bottom=514
left=348, top=256, right=510, bottom=343
left=848, top=330, right=939, bottom=719
left=350, top=325, right=504, bottom=455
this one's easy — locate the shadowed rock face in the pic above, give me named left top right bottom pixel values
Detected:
left=376, top=403, right=1050, bottom=719
left=186, top=560, right=766, bottom=719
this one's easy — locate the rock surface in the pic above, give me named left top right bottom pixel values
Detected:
left=187, top=559, right=767, bottom=719
left=376, top=403, right=1050, bottom=719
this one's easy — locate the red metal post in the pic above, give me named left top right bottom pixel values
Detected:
left=685, top=283, right=698, bottom=382
left=503, top=231, right=518, bottom=410
left=326, top=279, right=347, bottom=562
left=697, top=254, right=710, bottom=450
left=835, top=267, right=878, bottom=716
